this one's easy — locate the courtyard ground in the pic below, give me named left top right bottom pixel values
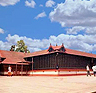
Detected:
left=0, top=75, right=96, bottom=93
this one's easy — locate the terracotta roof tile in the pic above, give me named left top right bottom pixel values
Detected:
left=65, top=48, right=96, bottom=58
left=52, top=46, right=62, bottom=50
left=0, top=50, right=27, bottom=64
left=1, top=44, right=96, bottom=65
left=24, top=50, right=48, bottom=57
left=24, top=46, right=96, bottom=58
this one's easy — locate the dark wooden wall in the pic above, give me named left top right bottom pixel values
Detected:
left=0, top=64, right=30, bottom=75
left=27, top=53, right=92, bottom=70
left=0, top=52, right=94, bottom=75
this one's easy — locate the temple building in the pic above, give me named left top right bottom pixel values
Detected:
left=0, top=50, right=30, bottom=76
left=0, top=44, right=96, bottom=76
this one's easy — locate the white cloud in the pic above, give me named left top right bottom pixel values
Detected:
left=0, top=28, right=4, bottom=34
left=0, top=41, right=11, bottom=50
left=35, top=12, right=47, bottom=19
left=49, top=34, right=95, bottom=52
left=49, top=0, right=96, bottom=34
left=6, top=34, right=21, bottom=44
left=0, top=34, right=96, bottom=53
left=66, top=26, right=85, bottom=34
left=1, top=34, right=50, bottom=52
left=45, top=0, right=55, bottom=7
left=85, top=27, right=96, bottom=35
left=0, top=0, right=20, bottom=6
left=39, top=4, right=43, bottom=7
left=66, top=26, right=96, bottom=35
left=25, top=0, right=36, bottom=8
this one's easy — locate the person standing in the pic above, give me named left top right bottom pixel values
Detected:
left=92, top=65, right=96, bottom=76
left=8, top=65, right=12, bottom=76
left=86, top=65, right=91, bottom=76
left=56, top=65, right=59, bottom=70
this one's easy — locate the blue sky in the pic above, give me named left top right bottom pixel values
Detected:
left=0, top=0, right=96, bottom=54
left=0, top=0, right=64, bottom=39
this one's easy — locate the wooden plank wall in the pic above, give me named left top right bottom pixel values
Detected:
left=33, top=53, right=92, bottom=70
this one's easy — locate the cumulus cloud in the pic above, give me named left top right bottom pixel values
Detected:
left=0, top=28, right=4, bottom=34
left=49, top=0, right=96, bottom=34
left=6, top=34, right=21, bottom=44
left=49, top=34, right=96, bottom=52
left=66, top=26, right=96, bottom=35
left=35, top=12, right=47, bottom=19
left=0, top=0, right=20, bottom=6
left=1, top=34, right=50, bottom=52
left=85, top=27, right=96, bottom=35
left=0, top=41, right=11, bottom=50
left=66, top=26, right=86, bottom=34
left=25, top=0, right=36, bottom=8
left=0, top=34, right=96, bottom=53
left=45, top=0, right=55, bottom=7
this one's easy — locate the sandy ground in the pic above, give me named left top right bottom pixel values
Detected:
left=0, top=75, right=96, bottom=93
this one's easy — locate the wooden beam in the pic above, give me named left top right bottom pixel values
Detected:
left=21, top=63, right=23, bottom=76
left=15, top=64, right=17, bottom=76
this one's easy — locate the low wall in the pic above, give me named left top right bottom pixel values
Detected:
left=0, top=71, right=28, bottom=76
left=0, top=69, right=93, bottom=76
left=28, top=69, right=93, bottom=76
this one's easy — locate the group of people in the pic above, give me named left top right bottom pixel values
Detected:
left=7, top=65, right=96, bottom=76
left=86, top=64, right=96, bottom=76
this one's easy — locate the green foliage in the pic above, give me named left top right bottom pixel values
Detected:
left=10, top=40, right=30, bottom=53
left=16, top=40, right=30, bottom=53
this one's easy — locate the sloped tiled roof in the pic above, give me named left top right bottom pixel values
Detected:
left=24, top=49, right=49, bottom=57
left=25, top=45, right=96, bottom=58
left=1, top=44, right=96, bottom=65
left=0, top=50, right=28, bottom=64
left=24, top=45, right=65, bottom=57
left=65, top=48, right=96, bottom=58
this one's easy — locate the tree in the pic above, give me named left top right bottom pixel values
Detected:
left=10, top=40, right=30, bottom=53
left=10, top=45, right=15, bottom=51
left=16, top=40, right=30, bottom=53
